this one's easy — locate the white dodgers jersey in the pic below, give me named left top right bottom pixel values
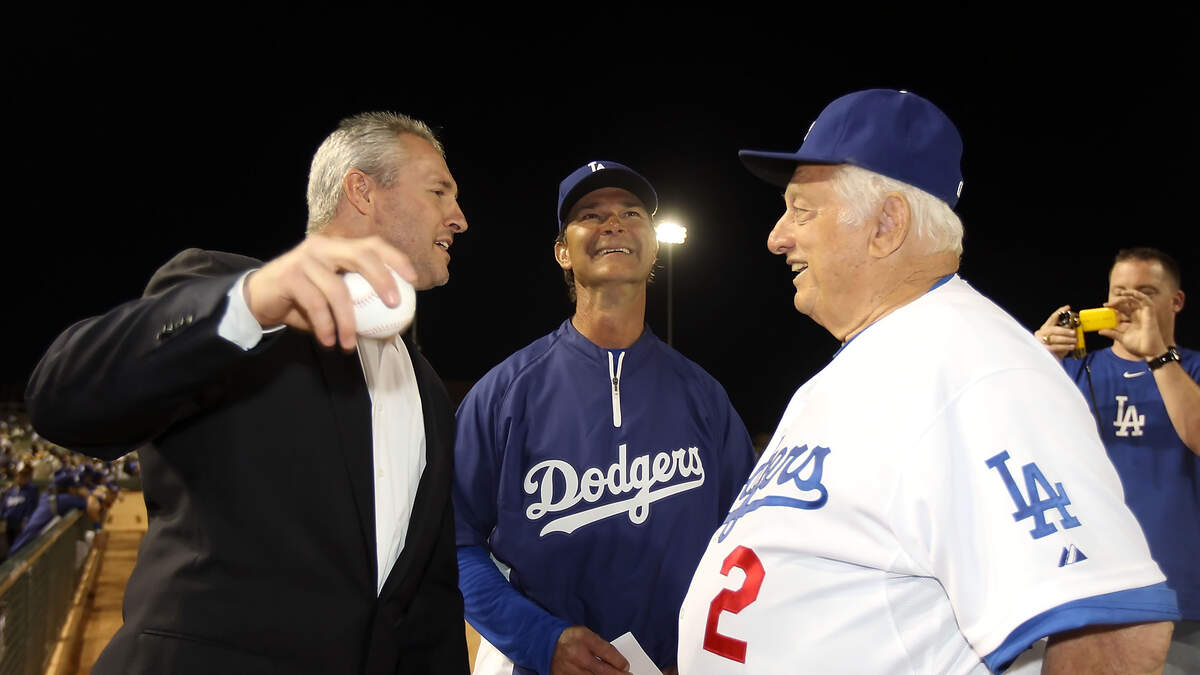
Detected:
left=677, top=276, right=1169, bottom=674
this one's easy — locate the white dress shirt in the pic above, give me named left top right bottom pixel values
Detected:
left=220, top=272, right=427, bottom=595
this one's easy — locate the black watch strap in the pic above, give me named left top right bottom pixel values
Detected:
left=1147, top=346, right=1181, bottom=371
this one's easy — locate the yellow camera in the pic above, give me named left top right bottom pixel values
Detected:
left=1056, top=308, right=1118, bottom=357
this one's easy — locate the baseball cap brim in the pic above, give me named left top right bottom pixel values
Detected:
left=738, top=149, right=840, bottom=188
left=558, top=170, right=658, bottom=225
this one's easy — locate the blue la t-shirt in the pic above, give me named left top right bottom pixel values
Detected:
left=1063, top=346, right=1200, bottom=617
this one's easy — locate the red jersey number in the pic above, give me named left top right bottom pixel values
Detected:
left=702, top=545, right=765, bottom=663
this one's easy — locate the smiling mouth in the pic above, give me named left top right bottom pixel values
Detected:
left=598, top=248, right=632, bottom=256
left=435, top=241, right=450, bottom=250
left=791, top=262, right=808, bottom=275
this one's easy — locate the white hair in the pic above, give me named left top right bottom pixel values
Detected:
left=305, top=112, right=443, bottom=233
left=828, top=164, right=963, bottom=256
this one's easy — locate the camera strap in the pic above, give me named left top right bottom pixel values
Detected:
left=1082, top=352, right=1105, bottom=439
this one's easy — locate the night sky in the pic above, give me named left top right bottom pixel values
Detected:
left=4, top=17, right=1195, bottom=436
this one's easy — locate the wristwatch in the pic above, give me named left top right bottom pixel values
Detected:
left=1147, top=346, right=1181, bottom=371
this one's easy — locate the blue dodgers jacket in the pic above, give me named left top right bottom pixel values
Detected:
left=453, top=319, right=755, bottom=670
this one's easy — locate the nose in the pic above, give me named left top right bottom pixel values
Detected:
left=601, top=212, right=625, bottom=234
left=447, top=201, right=468, bottom=233
left=766, top=211, right=792, bottom=255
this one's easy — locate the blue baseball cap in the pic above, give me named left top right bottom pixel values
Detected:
left=557, top=160, right=658, bottom=230
left=739, top=89, right=964, bottom=208
left=78, top=465, right=102, bottom=486
left=53, top=471, right=79, bottom=490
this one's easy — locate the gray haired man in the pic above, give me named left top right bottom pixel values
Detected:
left=27, top=112, right=470, bottom=674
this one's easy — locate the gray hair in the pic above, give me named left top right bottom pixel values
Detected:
left=829, top=164, right=963, bottom=256
left=305, top=112, right=443, bottom=233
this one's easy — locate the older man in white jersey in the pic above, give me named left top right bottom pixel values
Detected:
left=677, top=89, right=1178, bottom=674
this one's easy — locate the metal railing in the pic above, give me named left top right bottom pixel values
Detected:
left=0, top=512, right=92, bottom=675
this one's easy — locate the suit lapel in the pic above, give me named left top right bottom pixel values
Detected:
left=314, top=343, right=377, bottom=580
left=378, top=336, right=450, bottom=605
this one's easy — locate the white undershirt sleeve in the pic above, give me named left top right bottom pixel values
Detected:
left=218, top=270, right=286, bottom=350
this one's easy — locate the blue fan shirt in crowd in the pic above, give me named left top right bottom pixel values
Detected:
left=453, top=319, right=756, bottom=672
left=2, top=482, right=39, bottom=536
left=1063, top=346, right=1200, bottom=617
left=7, top=491, right=88, bottom=554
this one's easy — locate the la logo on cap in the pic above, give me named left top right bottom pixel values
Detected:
left=588, top=161, right=606, bottom=172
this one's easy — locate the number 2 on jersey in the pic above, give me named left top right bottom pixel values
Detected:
left=703, top=546, right=765, bottom=663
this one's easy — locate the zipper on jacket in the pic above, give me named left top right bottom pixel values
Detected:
left=608, top=350, right=625, bottom=428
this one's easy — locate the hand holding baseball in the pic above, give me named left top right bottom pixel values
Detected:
left=244, top=234, right=418, bottom=350
left=342, top=268, right=415, bottom=339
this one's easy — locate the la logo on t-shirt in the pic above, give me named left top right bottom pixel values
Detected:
left=1113, top=395, right=1146, bottom=437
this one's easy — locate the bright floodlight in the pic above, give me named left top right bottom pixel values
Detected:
left=656, top=221, right=688, bottom=245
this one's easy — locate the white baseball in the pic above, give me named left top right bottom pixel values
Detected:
left=342, top=268, right=416, bottom=339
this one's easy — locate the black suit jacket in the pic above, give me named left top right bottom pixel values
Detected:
left=25, top=249, right=468, bottom=674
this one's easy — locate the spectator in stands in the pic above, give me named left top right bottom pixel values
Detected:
left=0, top=426, right=13, bottom=473
left=77, top=463, right=101, bottom=489
left=122, top=452, right=139, bottom=478
left=31, top=451, right=56, bottom=483
left=6, top=473, right=107, bottom=555
left=2, top=462, right=38, bottom=533
left=1, top=461, right=39, bottom=559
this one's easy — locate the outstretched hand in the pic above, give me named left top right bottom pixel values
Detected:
left=243, top=234, right=417, bottom=351
left=551, top=626, right=631, bottom=675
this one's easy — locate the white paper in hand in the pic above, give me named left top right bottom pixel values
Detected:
left=342, top=268, right=416, bottom=339
left=611, top=632, right=662, bottom=675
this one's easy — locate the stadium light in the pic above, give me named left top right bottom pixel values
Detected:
left=655, top=220, right=688, bottom=345
left=656, top=221, right=688, bottom=245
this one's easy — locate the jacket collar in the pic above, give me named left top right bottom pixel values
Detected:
left=555, top=318, right=659, bottom=363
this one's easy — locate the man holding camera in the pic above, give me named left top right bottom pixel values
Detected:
left=1035, top=247, right=1200, bottom=670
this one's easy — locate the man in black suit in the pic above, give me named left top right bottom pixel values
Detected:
left=25, top=112, right=470, bottom=674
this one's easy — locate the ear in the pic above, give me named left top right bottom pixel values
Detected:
left=1172, top=288, right=1185, bottom=314
left=554, top=239, right=572, bottom=271
left=343, top=169, right=373, bottom=216
left=868, top=194, right=911, bottom=258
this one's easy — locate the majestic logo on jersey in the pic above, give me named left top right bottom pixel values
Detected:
left=523, top=443, right=705, bottom=536
left=1058, top=544, right=1088, bottom=567
left=716, top=442, right=829, bottom=542
left=1113, top=396, right=1146, bottom=437
left=986, top=450, right=1081, bottom=539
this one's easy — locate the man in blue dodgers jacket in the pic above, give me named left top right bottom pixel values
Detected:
left=453, top=161, right=756, bottom=675
left=1035, top=247, right=1200, bottom=672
